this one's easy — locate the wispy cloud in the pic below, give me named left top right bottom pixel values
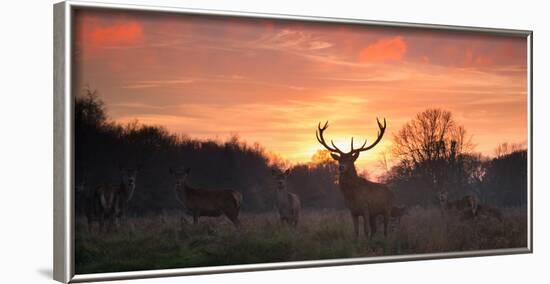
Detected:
left=122, top=78, right=195, bottom=89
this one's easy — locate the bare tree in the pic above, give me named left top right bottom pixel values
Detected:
left=392, top=109, right=472, bottom=197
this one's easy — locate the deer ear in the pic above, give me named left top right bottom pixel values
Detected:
left=351, top=152, right=360, bottom=161
left=330, top=153, right=340, bottom=161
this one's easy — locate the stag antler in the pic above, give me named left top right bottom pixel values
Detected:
left=350, top=118, right=386, bottom=154
left=316, top=121, right=344, bottom=154
left=316, top=118, right=386, bottom=155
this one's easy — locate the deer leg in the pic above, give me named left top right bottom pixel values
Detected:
left=494, top=210, right=503, bottom=222
left=364, top=215, right=372, bottom=239
left=351, top=213, right=359, bottom=240
left=280, top=213, right=290, bottom=225
left=180, top=213, right=188, bottom=226
left=115, top=213, right=121, bottom=229
left=383, top=214, right=389, bottom=237
left=369, top=216, right=377, bottom=237
left=99, top=214, right=105, bottom=233
left=179, top=213, right=189, bottom=234
left=293, top=213, right=299, bottom=227
left=119, top=207, right=126, bottom=227
left=87, top=216, right=93, bottom=234
left=105, top=215, right=113, bottom=233
left=193, top=212, right=199, bottom=225
left=232, top=218, right=241, bottom=229
left=106, top=216, right=114, bottom=232
left=226, top=212, right=241, bottom=229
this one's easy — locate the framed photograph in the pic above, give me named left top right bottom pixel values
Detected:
left=54, top=1, right=533, bottom=282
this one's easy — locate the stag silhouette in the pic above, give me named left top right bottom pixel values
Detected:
left=316, top=119, right=395, bottom=239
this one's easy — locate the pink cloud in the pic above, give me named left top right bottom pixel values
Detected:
left=89, top=21, right=143, bottom=46
left=75, top=14, right=144, bottom=58
left=359, top=36, right=407, bottom=62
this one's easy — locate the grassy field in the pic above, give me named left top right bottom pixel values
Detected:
left=75, top=207, right=527, bottom=274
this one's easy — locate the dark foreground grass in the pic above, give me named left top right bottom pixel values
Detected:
left=75, top=207, right=527, bottom=274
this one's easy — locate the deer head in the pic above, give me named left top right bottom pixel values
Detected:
left=120, top=168, right=138, bottom=189
left=438, top=191, right=449, bottom=207
left=271, top=169, right=290, bottom=191
left=316, top=118, right=386, bottom=175
left=99, top=189, right=116, bottom=212
left=169, top=167, right=191, bottom=189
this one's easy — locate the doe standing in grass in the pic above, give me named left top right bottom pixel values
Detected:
left=170, top=167, right=243, bottom=228
left=85, top=168, right=138, bottom=232
left=271, top=169, right=301, bottom=227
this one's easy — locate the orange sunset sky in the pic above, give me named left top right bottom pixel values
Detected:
left=73, top=9, right=528, bottom=174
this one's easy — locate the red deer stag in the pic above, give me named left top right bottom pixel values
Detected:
left=169, top=168, right=243, bottom=228
left=316, top=119, right=395, bottom=239
left=271, top=169, right=301, bottom=227
left=86, top=168, right=138, bottom=232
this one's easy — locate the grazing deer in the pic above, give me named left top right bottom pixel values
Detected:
left=316, top=119, right=395, bottom=239
left=271, top=169, right=301, bottom=227
left=457, top=200, right=502, bottom=222
left=86, top=168, right=138, bottom=232
left=169, top=168, right=243, bottom=228
left=437, top=191, right=502, bottom=221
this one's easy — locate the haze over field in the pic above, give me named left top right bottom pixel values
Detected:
left=73, top=9, right=528, bottom=173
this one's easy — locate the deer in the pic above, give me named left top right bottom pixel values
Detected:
left=85, top=168, right=138, bottom=232
left=169, top=168, right=243, bottom=228
left=271, top=168, right=301, bottom=227
left=473, top=204, right=503, bottom=222
left=451, top=193, right=502, bottom=222
left=438, top=191, right=501, bottom=221
left=438, top=191, right=477, bottom=217
left=316, top=119, right=395, bottom=239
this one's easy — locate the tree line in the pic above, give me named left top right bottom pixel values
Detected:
left=75, top=90, right=345, bottom=215
left=75, top=90, right=527, bottom=216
